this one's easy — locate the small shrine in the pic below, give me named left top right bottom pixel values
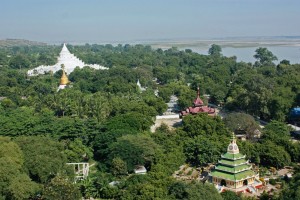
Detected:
left=209, top=134, right=262, bottom=193
left=180, top=87, right=215, bottom=117
left=137, top=79, right=146, bottom=92
left=57, top=64, right=71, bottom=91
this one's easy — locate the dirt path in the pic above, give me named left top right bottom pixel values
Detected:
left=151, top=118, right=182, bottom=132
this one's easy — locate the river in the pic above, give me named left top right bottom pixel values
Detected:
left=182, top=45, right=300, bottom=64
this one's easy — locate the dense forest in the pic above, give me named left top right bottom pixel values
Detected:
left=0, top=43, right=300, bottom=199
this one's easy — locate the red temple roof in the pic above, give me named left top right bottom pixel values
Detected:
left=180, top=87, right=215, bottom=117
left=193, top=87, right=204, bottom=106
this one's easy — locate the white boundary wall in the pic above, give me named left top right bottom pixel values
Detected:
left=156, top=114, right=180, bottom=119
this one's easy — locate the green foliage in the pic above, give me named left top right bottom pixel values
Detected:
left=0, top=137, right=40, bottom=199
left=262, top=120, right=291, bottom=143
left=93, top=111, right=154, bottom=164
left=260, top=121, right=300, bottom=163
left=280, top=59, right=290, bottom=65
left=184, top=135, right=227, bottom=166
left=0, top=107, right=103, bottom=144
left=0, top=98, right=16, bottom=109
left=110, top=95, right=158, bottom=117
left=108, top=146, right=132, bottom=170
left=158, top=86, right=173, bottom=102
left=0, top=137, right=23, bottom=197
left=1, top=44, right=298, bottom=123
left=0, top=107, right=55, bottom=137
left=79, top=172, right=115, bottom=199
left=93, top=130, right=127, bottom=163
left=78, top=177, right=100, bottom=199
left=111, top=157, right=128, bottom=176
left=269, top=178, right=276, bottom=185
left=108, top=134, right=160, bottom=172
left=208, top=44, right=222, bottom=57
left=221, top=190, right=242, bottom=200
left=0, top=137, right=24, bottom=166
left=120, top=175, right=156, bottom=199
left=181, top=114, right=230, bottom=166
left=43, top=175, right=82, bottom=200
left=278, top=172, right=300, bottom=200
left=169, top=181, right=188, bottom=199
left=7, top=174, right=40, bottom=200
left=107, top=112, right=154, bottom=132
left=15, top=136, right=68, bottom=183
left=182, top=114, right=229, bottom=138
left=226, top=58, right=300, bottom=121
left=169, top=181, right=222, bottom=200
left=259, top=140, right=291, bottom=169
left=260, top=191, right=271, bottom=200
left=223, top=112, right=261, bottom=139
left=238, top=141, right=260, bottom=164
left=124, top=174, right=152, bottom=187
left=143, top=94, right=167, bottom=115
left=9, top=54, right=31, bottom=69
left=154, top=66, right=178, bottom=84
left=177, top=86, right=198, bottom=110
left=254, top=47, right=277, bottom=66
left=0, top=43, right=300, bottom=199
left=64, top=138, right=93, bottom=162
left=152, top=126, right=186, bottom=176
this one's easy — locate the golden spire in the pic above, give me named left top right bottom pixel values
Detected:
left=60, top=64, right=69, bottom=85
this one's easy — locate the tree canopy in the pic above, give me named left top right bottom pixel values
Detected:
left=0, top=43, right=299, bottom=199
left=254, top=47, right=278, bottom=66
left=208, top=44, right=222, bottom=57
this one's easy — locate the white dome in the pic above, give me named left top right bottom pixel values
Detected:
left=227, top=134, right=240, bottom=154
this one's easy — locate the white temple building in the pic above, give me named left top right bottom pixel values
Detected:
left=27, top=43, right=108, bottom=76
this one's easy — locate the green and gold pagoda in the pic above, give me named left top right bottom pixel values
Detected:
left=210, top=134, right=261, bottom=192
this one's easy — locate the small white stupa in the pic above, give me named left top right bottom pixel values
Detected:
left=137, top=79, right=146, bottom=92
left=28, top=43, right=108, bottom=76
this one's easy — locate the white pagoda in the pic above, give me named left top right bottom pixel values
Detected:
left=27, top=43, right=108, bottom=76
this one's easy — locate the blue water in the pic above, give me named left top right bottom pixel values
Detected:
left=185, top=46, right=300, bottom=64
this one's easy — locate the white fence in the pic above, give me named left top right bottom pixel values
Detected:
left=156, top=114, right=180, bottom=119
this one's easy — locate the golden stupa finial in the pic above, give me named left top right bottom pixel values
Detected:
left=60, top=64, right=69, bottom=85
left=231, top=132, right=236, bottom=143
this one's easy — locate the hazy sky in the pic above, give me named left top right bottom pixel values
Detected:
left=1, top=0, right=299, bottom=43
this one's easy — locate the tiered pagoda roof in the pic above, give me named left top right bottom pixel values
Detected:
left=210, top=134, right=256, bottom=182
left=180, top=87, right=215, bottom=117
left=211, top=170, right=255, bottom=182
left=193, top=87, right=204, bottom=106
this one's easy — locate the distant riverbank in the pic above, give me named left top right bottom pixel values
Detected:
left=186, top=46, right=300, bottom=64
left=149, top=38, right=300, bottom=64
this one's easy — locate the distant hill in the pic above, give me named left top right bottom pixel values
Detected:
left=0, top=39, right=47, bottom=47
